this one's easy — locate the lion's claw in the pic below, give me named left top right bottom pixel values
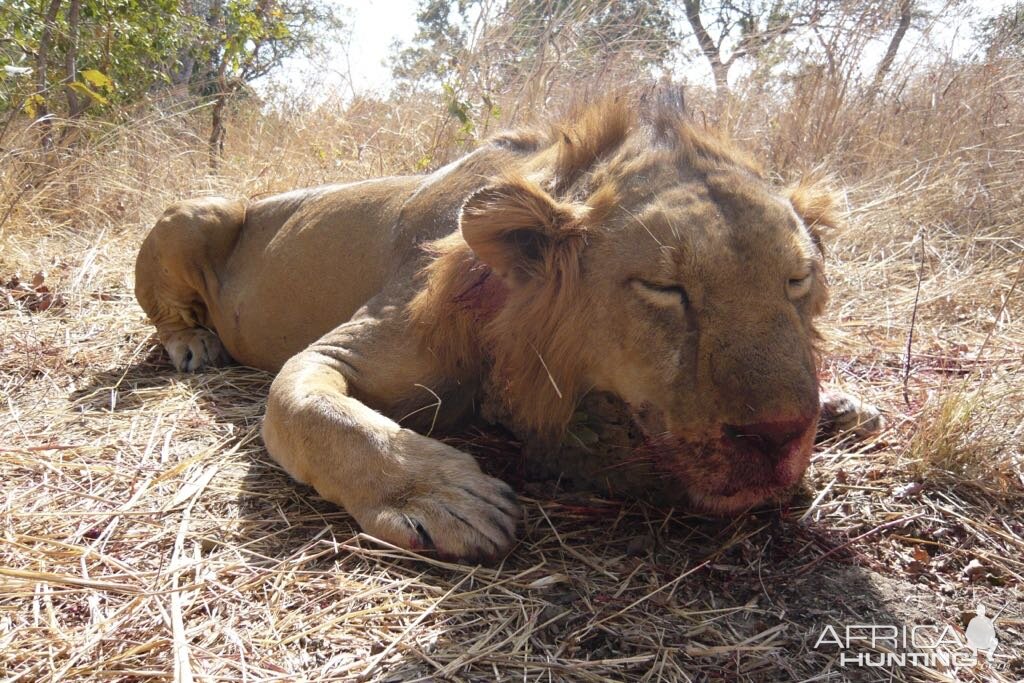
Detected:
left=360, top=464, right=520, bottom=564
left=405, top=516, right=435, bottom=551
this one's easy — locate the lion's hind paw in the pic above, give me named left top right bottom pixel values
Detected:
left=163, top=328, right=231, bottom=372
left=818, top=390, right=885, bottom=442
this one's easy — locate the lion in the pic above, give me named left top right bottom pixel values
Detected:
left=134, top=93, right=882, bottom=562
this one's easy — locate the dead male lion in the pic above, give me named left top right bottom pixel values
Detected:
left=135, top=94, right=881, bottom=562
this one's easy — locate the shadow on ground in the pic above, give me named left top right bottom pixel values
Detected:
left=66, top=353, right=1014, bottom=681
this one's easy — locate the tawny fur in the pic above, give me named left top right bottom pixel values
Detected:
left=135, top=92, right=882, bottom=562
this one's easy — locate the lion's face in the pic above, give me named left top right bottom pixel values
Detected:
left=578, top=167, right=827, bottom=513
left=444, top=101, right=835, bottom=514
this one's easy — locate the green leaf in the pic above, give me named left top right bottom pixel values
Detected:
left=69, top=81, right=109, bottom=105
left=80, top=69, right=114, bottom=90
left=448, top=99, right=470, bottom=125
left=23, top=93, right=45, bottom=117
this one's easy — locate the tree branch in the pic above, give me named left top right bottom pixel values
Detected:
left=63, top=0, right=86, bottom=119
left=34, top=0, right=63, bottom=147
left=871, top=0, right=913, bottom=95
left=682, top=0, right=729, bottom=91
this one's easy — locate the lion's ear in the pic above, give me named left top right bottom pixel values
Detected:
left=460, top=177, right=586, bottom=285
left=785, top=178, right=844, bottom=252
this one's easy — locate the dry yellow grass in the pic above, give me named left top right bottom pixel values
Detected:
left=1, top=59, right=1023, bottom=681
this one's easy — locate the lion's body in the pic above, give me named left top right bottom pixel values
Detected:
left=135, top=95, right=882, bottom=562
left=136, top=145, right=528, bottom=372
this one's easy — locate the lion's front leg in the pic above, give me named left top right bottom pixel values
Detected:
left=262, top=341, right=519, bottom=564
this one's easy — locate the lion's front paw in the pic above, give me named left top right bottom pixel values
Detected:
left=163, top=329, right=230, bottom=372
left=355, top=434, right=520, bottom=564
left=818, top=390, right=885, bottom=441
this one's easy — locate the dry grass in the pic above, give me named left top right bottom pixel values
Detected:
left=2, top=57, right=1024, bottom=681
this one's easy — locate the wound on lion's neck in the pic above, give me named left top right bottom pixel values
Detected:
left=453, top=266, right=508, bottom=321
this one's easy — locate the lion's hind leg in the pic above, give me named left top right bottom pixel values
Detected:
left=135, top=197, right=244, bottom=372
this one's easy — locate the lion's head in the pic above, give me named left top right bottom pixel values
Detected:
left=411, top=93, right=840, bottom=514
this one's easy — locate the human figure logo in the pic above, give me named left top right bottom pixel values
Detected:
left=965, top=604, right=998, bottom=658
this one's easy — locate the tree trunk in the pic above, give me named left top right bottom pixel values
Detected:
left=711, top=62, right=729, bottom=93
left=870, top=0, right=913, bottom=98
left=206, top=0, right=227, bottom=169
left=35, top=0, right=63, bottom=148
left=683, top=0, right=730, bottom=95
left=63, top=0, right=85, bottom=119
left=208, top=94, right=226, bottom=169
left=208, top=69, right=229, bottom=170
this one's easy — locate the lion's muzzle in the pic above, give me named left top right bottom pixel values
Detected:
left=702, top=412, right=818, bottom=509
left=644, top=410, right=820, bottom=514
left=720, top=415, right=816, bottom=470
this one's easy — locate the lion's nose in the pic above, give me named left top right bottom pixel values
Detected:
left=722, top=415, right=815, bottom=461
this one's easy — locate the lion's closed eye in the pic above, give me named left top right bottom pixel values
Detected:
left=632, top=279, right=688, bottom=308
left=787, top=272, right=813, bottom=300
